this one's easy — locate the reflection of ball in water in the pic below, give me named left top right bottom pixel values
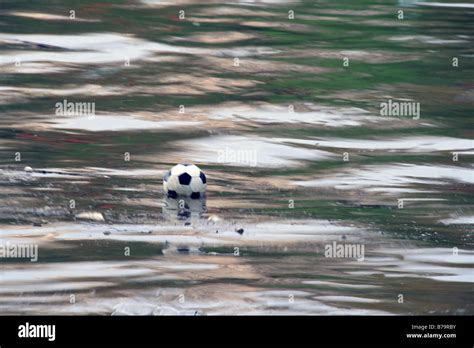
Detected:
left=162, top=195, right=206, bottom=221
left=163, top=164, right=207, bottom=199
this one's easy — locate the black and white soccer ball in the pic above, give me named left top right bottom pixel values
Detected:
left=163, top=164, right=207, bottom=199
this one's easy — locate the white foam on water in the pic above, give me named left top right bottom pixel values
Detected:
left=83, top=167, right=165, bottom=177
left=0, top=261, right=156, bottom=283
left=316, top=296, right=381, bottom=303
left=345, top=271, right=384, bottom=276
left=365, top=248, right=474, bottom=284
left=55, top=232, right=227, bottom=246
left=431, top=274, right=474, bottom=282
left=0, top=32, right=276, bottom=73
left=440, top=216, right=474, bottom=225
left=172, top=135, right=334, bottom=167
left=111, top=290, right=379, bottom=315
left=0, top=33, right=204, bottom=68
left=230, top=220, right=363, bottom=242
left=0, top=223, right=183, bottom=237
left=0, top=167, right=163, bottom=181
left=383, top=263, right=474, bottom=283
left=208, top=104, right=382, bottom=127
left=0, top=62, right=71, bottom=74
left=50, top=115, right=202, bottom=132
left=112, top=302, right=164, bottom=315
left=278, top=136, right=473, bottom=152
left=383, top=248, right=474, bottom=265
left=0, top=168, right=89, bottom=180
left=0, top=85, right=124, bottom=99
left=417, top=2, right=474, bottom=9
left=8, top=11, right=100, bottom=22
left=388, top=35, right=467, bottom=44
left=0, top=282, right=114, bottom=294
left=303, top=280, right=380, bottom=289
left=365, top=187, right=437, bottom=193
left=400, top=198, right=446, bottom=201
left=250, top=290, right=387, bottom=315
left=112, top=301, right=203, bottom=315
left=142, top=0, right=300, bottom=8
left=161, top=264, right=219, bottom=270
left=293, top=163, right=473, bottom=193
left=0, top=219, right=365, bottom=248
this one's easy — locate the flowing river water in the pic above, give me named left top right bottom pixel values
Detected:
left=0, top=0, right=473, bottom=315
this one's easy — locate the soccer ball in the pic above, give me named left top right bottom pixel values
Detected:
left=163, top=164, right=207, bottom=199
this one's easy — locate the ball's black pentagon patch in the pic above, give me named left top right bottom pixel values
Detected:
left=179, top=172, right=192, bottom=185
left=163, top=170, right=171, bottom=182
left=199, top=171, right=206, bottom=184
left=190, top=192, right=200, bottom=199
left=167, top=190, right=178, bottom=198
